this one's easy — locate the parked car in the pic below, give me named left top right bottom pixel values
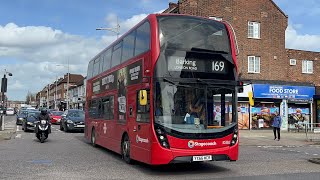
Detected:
left=6, top=108, right=15, bottom=116
left=60, top=109, right=85, bottom=132
left=16, top=110, right=28, bottom=125
left=49, top=111, right=63, bottom=124
left=22, top=111, right=40, bottom=132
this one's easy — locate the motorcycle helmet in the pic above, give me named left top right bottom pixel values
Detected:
left=41, top=109, right=47, bottom=115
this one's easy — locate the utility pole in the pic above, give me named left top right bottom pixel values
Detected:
left=1, top=69, right=13, bottom=131
left=67, top=59, right=70, bottom=109
left=47, top=84, right=49, bottom=108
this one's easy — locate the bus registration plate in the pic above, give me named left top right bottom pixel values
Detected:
left=192, top=155, right=212, bottom=162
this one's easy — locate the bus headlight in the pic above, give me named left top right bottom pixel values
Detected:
left=230, top=127, right=238, bottom=146
left=155, top=127, right=170, bottom=149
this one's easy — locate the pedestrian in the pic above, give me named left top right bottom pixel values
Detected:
left=272, top=110, right=282, bottom=141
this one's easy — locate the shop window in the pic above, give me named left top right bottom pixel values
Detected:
left=251, top=103, right=280, bottom=129
left=288, top=105, right=310, bottom=131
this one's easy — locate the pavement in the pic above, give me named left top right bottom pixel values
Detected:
left=0, top=115, right=17, bottom=141
left=239, top=129, right=320, bottom=164
left=239, top=129, right=317, bottom=146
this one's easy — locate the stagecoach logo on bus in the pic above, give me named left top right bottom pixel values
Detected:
left=136, top=135, right=149, bottom=143
left=188, top=140, right=217, bottom=148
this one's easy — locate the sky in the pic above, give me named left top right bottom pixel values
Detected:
left=0, top=0, right=320, bottom=101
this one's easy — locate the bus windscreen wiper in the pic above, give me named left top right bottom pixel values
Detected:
left=190, top=47, right=228, bottom=54
left=163, top=78, right=192, bottom=88
left=163, top=78, right=176, bottom=85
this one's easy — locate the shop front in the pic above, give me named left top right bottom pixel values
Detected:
left=236, top=84, right=252, bottom=130
left=252, top=84, right=315, bottom=131
left=313, top=96, right=320, bottom=127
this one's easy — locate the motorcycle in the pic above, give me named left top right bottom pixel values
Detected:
left=34, top=119, right=51, bottom=143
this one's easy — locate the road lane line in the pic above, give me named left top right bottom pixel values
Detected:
left=15, top=134, right=22, bottom=138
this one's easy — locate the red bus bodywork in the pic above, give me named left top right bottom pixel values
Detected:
left=85, top=14, right=239, bottom=165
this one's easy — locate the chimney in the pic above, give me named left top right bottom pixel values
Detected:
left=169, top=2, right=178, bottom=9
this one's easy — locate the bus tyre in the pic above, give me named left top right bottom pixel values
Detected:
left=122, top=134, right=132, bottom=164
left=91, top=128, right=96, bottom=147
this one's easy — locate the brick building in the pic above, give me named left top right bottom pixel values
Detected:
left=36, top=73, right=84, bottom=110
left=164, top=0, right=319, bottom=130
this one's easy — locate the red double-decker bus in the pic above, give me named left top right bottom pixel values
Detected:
left=85, top=14, right=241, bottom=165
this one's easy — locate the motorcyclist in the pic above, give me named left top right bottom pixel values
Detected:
left=36, top=109, right=51, bottom=134
left=38, top=109, right=51, bottom=122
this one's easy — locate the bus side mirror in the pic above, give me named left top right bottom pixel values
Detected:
left=139, top=90, right=147, bottom=106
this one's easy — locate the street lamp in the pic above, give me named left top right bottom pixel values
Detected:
left=96, top=16, right=120, bottom=38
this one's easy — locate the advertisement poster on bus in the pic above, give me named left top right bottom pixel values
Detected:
left=117, top=67, right=128, bottom=121
left=117, top=60, right=143, bottom=121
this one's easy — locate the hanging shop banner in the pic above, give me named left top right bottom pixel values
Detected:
left=253, top=84, right=315, bottom=100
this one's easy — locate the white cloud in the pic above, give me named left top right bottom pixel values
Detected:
left=0, top=12, right=154, bottom=101
left=285, top=25, right=320, bottom=52
left=0, top=23, right=107, bottom=100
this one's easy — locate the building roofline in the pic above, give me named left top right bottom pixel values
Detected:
left=270, top=0, right=288, bottom=18
left=286, top=48, right=320, bottom=54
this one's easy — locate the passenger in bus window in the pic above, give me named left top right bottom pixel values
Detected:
left=184, top=97, right=205, bottom=125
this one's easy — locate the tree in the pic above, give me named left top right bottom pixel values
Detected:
left=25, top=92, right=36, bottom=105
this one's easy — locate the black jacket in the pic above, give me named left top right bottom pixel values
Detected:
left=37, top=113, right=51, bottom=121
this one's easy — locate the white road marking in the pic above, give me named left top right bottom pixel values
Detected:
left=313, top=154, right=318, bottom=156
left=16, top=126, right=20, bottom=132
left=263, top=146, right=283, bottom=148
left=305, top=152, right=309, bottom=155
left=15, top=134, right=22, bottom=138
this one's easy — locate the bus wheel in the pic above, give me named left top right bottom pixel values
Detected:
left=91, top=128, right=96, bottom=147
left=122, top=135, right=131, bottom=164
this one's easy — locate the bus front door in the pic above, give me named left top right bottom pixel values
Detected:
left=127, top=88, right=151, bottom=164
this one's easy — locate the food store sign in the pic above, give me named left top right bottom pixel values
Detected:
left=253, top=84, right=315, bottom=100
